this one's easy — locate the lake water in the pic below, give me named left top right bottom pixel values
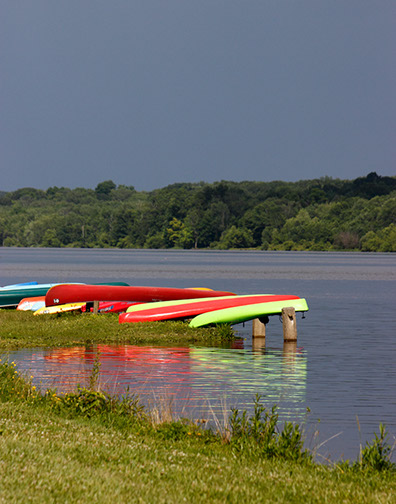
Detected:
left=1, top=247, right=395, bottom=462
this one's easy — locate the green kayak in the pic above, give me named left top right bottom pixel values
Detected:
left=189, top=298, right=309, bottom=328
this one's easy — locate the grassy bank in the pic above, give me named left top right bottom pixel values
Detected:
left=1, top=310, right=395, bottom=502
left=0, top=360, right=395, bottom=503
left=0, top=310, right=234, bottom=349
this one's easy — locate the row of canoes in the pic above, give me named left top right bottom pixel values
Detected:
left=0, top=282, right=129, bottom=308
left=2, top=282, right=309, bottom=327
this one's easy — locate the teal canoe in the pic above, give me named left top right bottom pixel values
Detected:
left=0, top=282, right=129, bottom=308
left=189, top=298, right=309, bottom=328
left=0, top=282, right=38, bottom=289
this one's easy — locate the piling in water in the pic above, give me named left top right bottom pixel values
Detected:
left=282, top=307, right=297, bottom=342
left=252, top=318, right=266, bottom=338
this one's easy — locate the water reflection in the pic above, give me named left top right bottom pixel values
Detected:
left=6, top=341, right=308, bottom=423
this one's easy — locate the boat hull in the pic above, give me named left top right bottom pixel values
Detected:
left=189, top=298, right=309, bottom=327
left=45, top=285, right=235, bottom=307
left=0, top=282, right=128, bottom=308
left=119, top=294, right=301, bottom=323
left=16, top=296, right=46, bottom=311
left=34, top=303, right=86, bottom=316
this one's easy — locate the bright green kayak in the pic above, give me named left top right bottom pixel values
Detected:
left=189, top=298, right=309, bottom=328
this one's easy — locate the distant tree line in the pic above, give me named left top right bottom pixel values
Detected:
left=0, top=173, right=395, bottom=252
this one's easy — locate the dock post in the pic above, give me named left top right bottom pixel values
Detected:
left=282, top=307, right=297, bottom=342
left=93, top=300, right=99, bottom=315
left=252, top=317, right=267, bottom=338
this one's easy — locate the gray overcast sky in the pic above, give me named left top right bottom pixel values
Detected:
left=1, top=1, right=395, bottom=192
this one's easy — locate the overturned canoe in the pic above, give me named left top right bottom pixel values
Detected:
left=34, top=303, right=86, bottom=316
left=0, top=283, right=62, bottom=308
left=0, top=282, right=128, bottom=308
left=189, top=298, right=309, bottom=327
left=83, top=301, right=140, bottom=313
left=45, top=284, right=235, bottom=307
left=16, top=296, right=46, bottom=311
left=119, top=294, right=301, bottom=323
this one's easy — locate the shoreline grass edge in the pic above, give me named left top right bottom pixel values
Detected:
left=0, top=310, right=235, bottom=349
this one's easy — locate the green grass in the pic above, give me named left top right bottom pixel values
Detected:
left=0, top=360, right=395, bottom=503
left=0, top=310, right=234, bottom=349
left=2, top=405, right=394, bottom=504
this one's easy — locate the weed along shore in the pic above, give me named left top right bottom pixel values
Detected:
left=0, top=310, right=234, bottom=349
left=0, top=311, right=395, bottom=503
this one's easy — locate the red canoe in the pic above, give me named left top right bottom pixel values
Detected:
left=119, top=294, right=301, bottom=323
left=82, top=301, right=140, bottom=313
left=45, top=284, right=235, bottom=307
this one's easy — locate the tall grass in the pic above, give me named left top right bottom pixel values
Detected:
left=227, top=395, right=311, bottom=463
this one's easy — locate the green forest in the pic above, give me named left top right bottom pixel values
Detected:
left=1, top=172, right=395, bottom=251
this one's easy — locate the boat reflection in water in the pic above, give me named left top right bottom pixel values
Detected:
left=9, top=340, right=308, bottom=424
left=188, top=342, right=307, bottom=421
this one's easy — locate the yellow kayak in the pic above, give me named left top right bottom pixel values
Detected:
left=34, top=303, right=85, bottom=316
